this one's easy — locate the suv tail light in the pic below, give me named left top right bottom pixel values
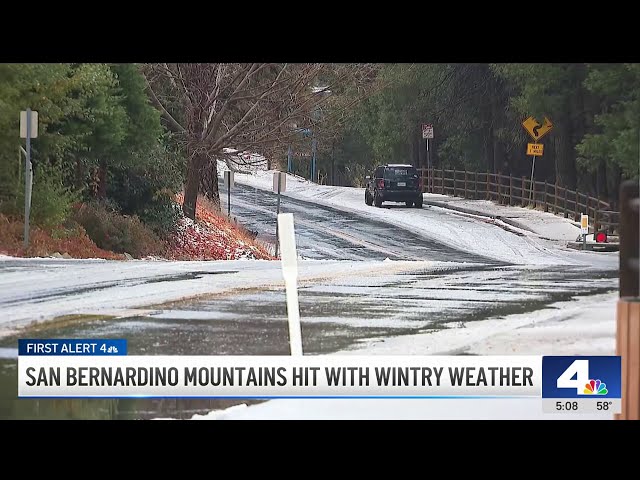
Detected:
left=595, top=231, right=607, bottom=243
left=377, top=179, right=385, bottom=189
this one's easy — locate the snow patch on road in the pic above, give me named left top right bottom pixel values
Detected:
left=191, top=290, right=618, bottom=420
left=0, top=257, right=440, bottom=334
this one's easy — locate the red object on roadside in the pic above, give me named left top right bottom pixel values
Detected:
left=595, top=231, right=607, bottom=243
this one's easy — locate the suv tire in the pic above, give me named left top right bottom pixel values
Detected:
left=414, top=195, right=423, bottom=208
left=374, top=192, right=383, bottom=207
left=365, top=190, right=373, bottom=206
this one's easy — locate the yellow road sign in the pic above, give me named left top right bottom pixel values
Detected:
left=522, top=116, right=554, bottom=142
left=581, top=214, right=588, bottom=234
left=536, top=117, right=553, bottom=140
left=527, top=143, right=544, bottom=156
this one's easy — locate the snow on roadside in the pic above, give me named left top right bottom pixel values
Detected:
left=421, top=195, right=583, bottom=242
left=168, top=193, right=271, bottom=261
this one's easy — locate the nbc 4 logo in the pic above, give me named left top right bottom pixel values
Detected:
left=557, top=360, right=607, bottom=395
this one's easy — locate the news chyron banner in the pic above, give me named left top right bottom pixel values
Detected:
left=18, top=339, right=622, bottom=414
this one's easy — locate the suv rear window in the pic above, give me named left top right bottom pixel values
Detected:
left=384, top=167, right=417, bottom=180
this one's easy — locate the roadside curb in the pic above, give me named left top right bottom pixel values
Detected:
left=422, top=199, right=539, bottom=235
left=497, top=217, right=537, bottom=234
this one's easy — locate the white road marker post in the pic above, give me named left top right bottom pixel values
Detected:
left=277, top=213, right=303, bottom=356
left=273, top=172, right=286, bottom=257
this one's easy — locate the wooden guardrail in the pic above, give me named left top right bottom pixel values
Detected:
left=417, top=167, right=619, bottom=234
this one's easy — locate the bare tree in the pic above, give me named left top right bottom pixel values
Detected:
left=142, top=63, right=379, bottom=219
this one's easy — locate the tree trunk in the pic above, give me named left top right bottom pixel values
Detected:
left=492, top=132, right=507, bottom=175
left=607, top=163, right=622, bottom=208
left=183, top=153, right=207, bottom=220
left=198, top=158, right=221, bottom=210
left=596, top=160, right=607, bottom=201
left=417, top=127, right=426, bottom=169
left=331, top=140, right=336, bottom=186
left=97, top=158, right=107, bottom=199
left=553, top=125, right=577, bottom=190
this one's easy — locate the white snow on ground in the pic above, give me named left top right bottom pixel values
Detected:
left=220, top=162, right=617, bottom=269
left=419, top=195, right=583, bottom=241
left=0, top=257, right=441, bottom=334
left=192, top=291, right=618, bottom=420
left=340, top=291, right=617, bottom=356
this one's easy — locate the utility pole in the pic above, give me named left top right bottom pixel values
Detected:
left=20, top=109, right=38, bottom=249
left=331, top=140, right=335, bottom=186
left=311, top=136, right=317, bottom=183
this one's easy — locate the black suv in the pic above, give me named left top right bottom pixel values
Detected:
left=364, top=164, right=423, bottom=208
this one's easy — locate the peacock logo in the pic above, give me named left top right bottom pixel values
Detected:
left=584, top=379, right=608, bottom=395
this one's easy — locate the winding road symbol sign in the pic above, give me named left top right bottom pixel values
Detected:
left=522, top=116, right=553, bottom=142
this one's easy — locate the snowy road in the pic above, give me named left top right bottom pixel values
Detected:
left=222, top=167, right=617, bottom=268
left=220, top=181, right=495, bottom=263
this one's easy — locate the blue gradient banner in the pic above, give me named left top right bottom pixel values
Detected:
left=19, top=339, right=127, bottom=356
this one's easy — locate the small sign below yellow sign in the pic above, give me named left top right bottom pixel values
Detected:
left=522, top=116, right=553, bottom=142
left=527, top=143, right=544, bottom=156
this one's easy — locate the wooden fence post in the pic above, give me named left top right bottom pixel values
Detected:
left=464, top=170, right=468, bottom=199
left=453, top=168, right=457, bottom=197
left=574, top=190, right=579, bottom=221
left=532, top=180, right=536, bottom=208
left=430, top=166, right=433, bottom=193
left=475, top=171, right=478, bottom=200
left=544, top=181, right=548, bottom=212
left=441, top=167, right=444, bottom=195
left=564, top=187, right=568, bottom=218
left=486, top=173, right=490, bottom=201
left=617, top=180, right=640, bottom=420
left=509, top=174, right=513, bottom=206
left=521, top=177, right=525, bottom=207
left=497, top=173, right=502, bottom=205
left=617, top=299, right=640, bottom=420
left=586, top=195, right=590, bottom=227
left=554, top=182, right=558, bottom=215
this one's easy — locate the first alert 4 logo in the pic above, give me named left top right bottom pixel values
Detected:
left=25, top=342, right=102, bottom=355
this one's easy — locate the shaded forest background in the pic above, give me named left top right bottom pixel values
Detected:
left=1, top=63, right=637, bottom=242
left=321, top=63, right=639, bottom=209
